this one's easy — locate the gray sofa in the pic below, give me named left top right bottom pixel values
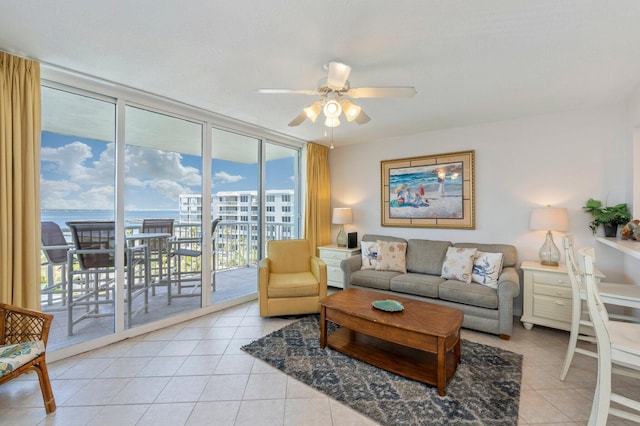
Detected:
left=340, top=234, right=520, bottom=339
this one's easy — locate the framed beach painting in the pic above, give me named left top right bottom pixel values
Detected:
left=381, top=150, right=475, bottom=229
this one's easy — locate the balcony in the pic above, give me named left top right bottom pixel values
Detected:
left=40, top=221, right=294, bottom=351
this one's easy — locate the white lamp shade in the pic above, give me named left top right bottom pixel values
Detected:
left=340, top=99, right=362, bottom=121
left=530, top=206, right=569, bottom=231
left=332, top=207, right=353, bottom=224
left=323, top=100, right=342, bottom=119
left=327, top=62, right=351, bottom=89
left=324, top=117, right=340, bottom=128
left=303, top=102, right=322, bottom=122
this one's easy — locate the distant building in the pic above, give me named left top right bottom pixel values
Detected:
left=178, top=190, right=296, bottom=254
left=179, top=194, right=204, bottom=224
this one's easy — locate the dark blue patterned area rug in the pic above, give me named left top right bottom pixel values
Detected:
left=241, top=315, right=522, bottom=426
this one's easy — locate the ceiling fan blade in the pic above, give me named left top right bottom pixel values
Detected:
left=326, top=62, right=352, bottom=90
left=347, top=86, right=417, bottom=98
left=355, top=110, right=371, bottom=125
left=258, top=88, right=319, bottom=95
left=288, top=111, right=308, bottom=127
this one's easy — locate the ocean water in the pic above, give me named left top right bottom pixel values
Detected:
left=42, top=210, right=180, bottom=229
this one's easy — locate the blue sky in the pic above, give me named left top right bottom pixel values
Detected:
left=40, top=132, right=295, bottom=210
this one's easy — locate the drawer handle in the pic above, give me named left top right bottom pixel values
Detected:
left=556, top=279, right=565, bottom=284
left=556, top=301, right=566, bottom=306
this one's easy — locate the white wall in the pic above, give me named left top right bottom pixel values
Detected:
left=623, top=85, right=640, bottom=285
left=329, top=104, right=632, bottom=314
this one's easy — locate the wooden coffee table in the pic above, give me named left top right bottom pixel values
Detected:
left=320, top=288, right=463, bottom=396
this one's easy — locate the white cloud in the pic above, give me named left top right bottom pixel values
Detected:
left=41, top=176, right=114, bottom=210
left=146, top=179, right=192, bottom=200
left=40, top=178, right=81, bottom=210
left=42, top=141, right=204, bottom=210
left=214, top=171, right=244, bottom=183
left=126, top=147, right=201, bottom=186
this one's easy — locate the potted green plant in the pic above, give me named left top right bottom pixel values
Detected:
left=583, top=198, right=632, bottom=237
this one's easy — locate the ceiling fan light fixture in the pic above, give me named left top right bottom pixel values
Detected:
left=303, top=102, right=322, bottom=122
left=323, top=99, right=342, bottom=119
left=340, top=99, right=362, bottom=121
left=325, top=117, right=340, bottom=128
left=327, top=62, right=351, bottom=89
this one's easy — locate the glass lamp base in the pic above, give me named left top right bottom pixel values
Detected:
left=337, top=225, right=347, bottom=247
left=539, top=230, right=560, bottom=266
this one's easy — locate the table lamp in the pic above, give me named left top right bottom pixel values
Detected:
left=530, top=205, right=569, bottom=266
left=332, top=207, right=352, bottom=247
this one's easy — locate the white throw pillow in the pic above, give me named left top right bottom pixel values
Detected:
left=361, top=241, right=379, bottom=270
left=441, top=247, right=477, bottom=284
left=472, top=251, right=504, bottom=288
left=375, top=240, right=407, bottom=273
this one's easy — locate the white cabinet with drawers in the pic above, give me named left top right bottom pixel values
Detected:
left=520, top=260, right=602, bottom=331
left=318, top=245, right=361, bottom=289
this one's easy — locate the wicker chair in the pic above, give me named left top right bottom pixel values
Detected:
left=0, top=303, right=56, bottom=413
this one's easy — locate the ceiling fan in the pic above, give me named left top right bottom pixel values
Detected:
left=258, top=61, right=417, bottom=128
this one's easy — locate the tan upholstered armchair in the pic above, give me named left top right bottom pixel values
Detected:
left=258, top=239, right=327, bottom=317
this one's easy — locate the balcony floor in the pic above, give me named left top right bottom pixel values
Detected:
left=43, top=267, right=258, bottom=352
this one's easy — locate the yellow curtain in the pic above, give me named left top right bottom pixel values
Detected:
left=304, top=142, right=331, bottom=256
left=0, top=52, right=41, bottom=309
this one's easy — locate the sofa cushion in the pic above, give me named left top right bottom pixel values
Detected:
left=406, top=239, right=452, bottom=275
left=351, top=269, right=399, bottom=290
left=439, top=280, right=499, bottom=309
left=454, top=242, right=517, bottom=268
left=0, top=340, right=45, bottom=378
left=441, top=247, right=477, bottom=284
left=267, top=272, right=319, bottom=298
left=361, top=234, right=407, bottom=244
left=390, top=273, right=444, bottom=298
left=375, top=240, right=407, bottom=273
left=361, top=241, right=379, bottom=270
left=472, top=251, right=504, bottom=288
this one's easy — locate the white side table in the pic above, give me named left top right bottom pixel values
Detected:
left=318, top=245, right=361, bottom=289
left=520, top=260, right=602, bottom=331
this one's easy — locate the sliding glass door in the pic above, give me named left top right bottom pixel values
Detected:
left=40, top=85, right=117, bottom=348
left=264, top=142, right=300, bottom=254
left=124, top=105, right=204, bottom=326
left=211, top=128, right=259, bottom=303
left=40, top=76, right=303, bottom=355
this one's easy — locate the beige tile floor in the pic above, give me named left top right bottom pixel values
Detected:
left=1, top=300, right=639, bottom=426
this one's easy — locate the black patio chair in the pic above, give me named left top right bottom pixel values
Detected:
left=66, top=221, right=149, bottom=335
left=40, top=221, right=71, bottom=309
left=168, top=218, right=221, bottom=304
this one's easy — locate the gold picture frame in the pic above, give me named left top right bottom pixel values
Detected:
left=381, top=150, right=475, bottom=229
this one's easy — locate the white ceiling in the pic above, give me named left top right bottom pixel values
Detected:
left=2, top=0, right=640, bottom=148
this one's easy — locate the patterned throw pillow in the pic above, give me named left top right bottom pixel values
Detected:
left=441, top=247, right=477, bottom=283
left=375, top=240, right=407, bottom=273
left=361, top=241, right=379, bottom=270
left=472, top=251, right=504, bottom=288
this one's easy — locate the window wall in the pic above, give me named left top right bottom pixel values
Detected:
left=40, top=85, right=117, bottom=346
left=124, top=105, right=205, bottom=325
left=39, top=71, right=304, bottom=355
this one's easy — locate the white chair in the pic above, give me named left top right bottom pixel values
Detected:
left=559, top=235, right=640, bottom=381
left=579, top=247, right=640, bottom=425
